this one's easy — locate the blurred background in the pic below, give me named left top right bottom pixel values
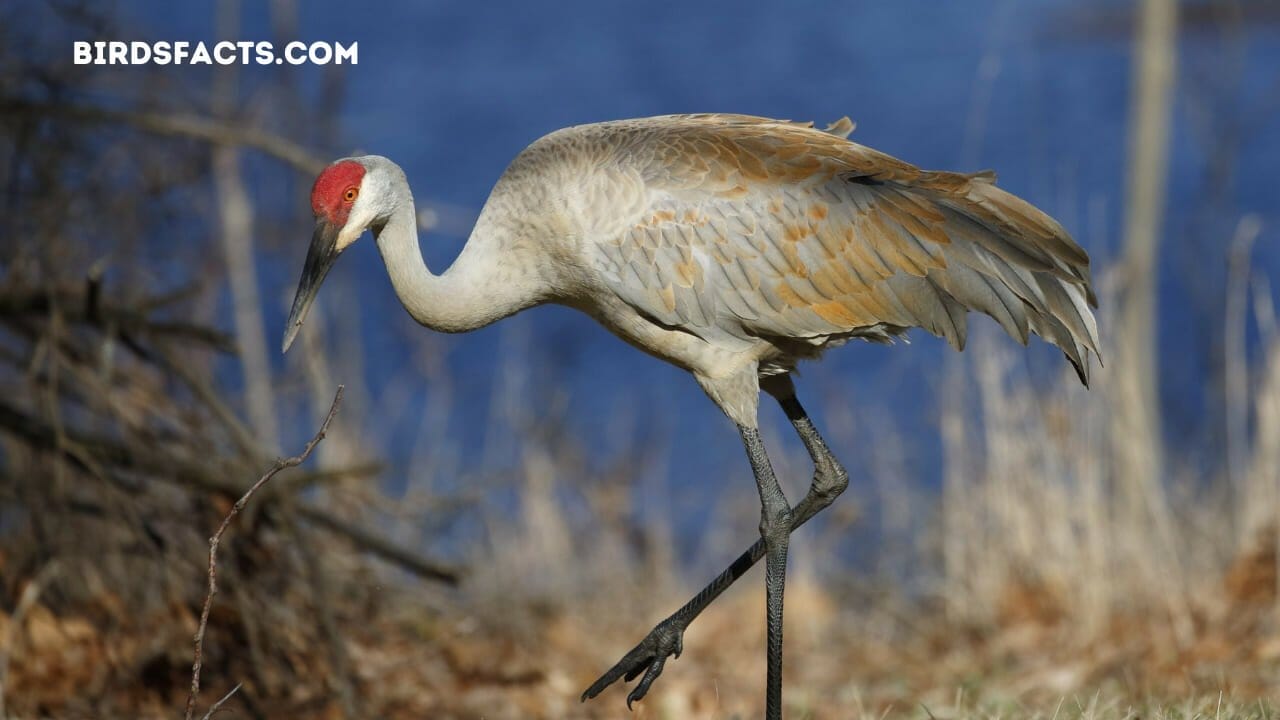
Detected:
left=1, top=0, right=1279, bottom=717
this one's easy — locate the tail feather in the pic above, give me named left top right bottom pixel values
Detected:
left=924, top=177, right=1101, bottom=385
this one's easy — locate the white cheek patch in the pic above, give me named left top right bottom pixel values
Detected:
left=336, top=224, right=363, bottom=251
left=335, top=187, right=375, bottom=251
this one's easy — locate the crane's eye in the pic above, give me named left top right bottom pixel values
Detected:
left=343, top=187, right=358, bottom=203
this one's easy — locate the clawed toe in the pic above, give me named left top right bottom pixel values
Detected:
left=581, top=620, right=686, bottom=708
left=625, top=656, right=666, bottom=708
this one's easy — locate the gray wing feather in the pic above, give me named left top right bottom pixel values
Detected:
left=577, top=114, right=1100, bottom=382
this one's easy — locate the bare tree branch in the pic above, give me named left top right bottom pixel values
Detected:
left=0, top=97, right=328, bottom=175
left=185, top=386, right=344, bottom=720
left=0, top=396, right=460, bottom=583
left=298, top=505, right=461, bottom=584
left=199, top=682, right=243, bottom=720
left=0, top=286, right=236, bottom=353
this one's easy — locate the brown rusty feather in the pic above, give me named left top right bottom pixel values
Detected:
left=585, top=114, right=1100, bottom=383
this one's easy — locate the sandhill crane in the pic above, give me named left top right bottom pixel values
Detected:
left=282, top=113, right=1099, bottom=719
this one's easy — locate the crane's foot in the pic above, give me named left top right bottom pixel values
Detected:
left=581, top=616, right=686, bottom=709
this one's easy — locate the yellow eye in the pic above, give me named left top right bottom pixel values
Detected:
left=343, top=187, right=358, bottom=203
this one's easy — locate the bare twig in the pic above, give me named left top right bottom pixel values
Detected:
left=0, top=286, right=236, bottom=353
left=155, top=344, right=264, bottom=459
left=0, top=395, right=461, bottom=583
left=184, top=385, right=344, bottom=720
left=0, top=97, right=328, bottom=175
left=297, top=505, right=461, bottom=584
left=200, top=682, right=243, bottom=720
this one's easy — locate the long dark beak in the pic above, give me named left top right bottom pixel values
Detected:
left=282, top=218, right=341, bottom=353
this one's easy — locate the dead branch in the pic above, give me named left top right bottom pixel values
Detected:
left=0, top=397, right=460, bottom=583
left=184, top=385, right=344, bottom=720
left=155, top=344, right=265, bottom=459
left=0, top=97, right=329, bottom=175
left=200, top=682, right=242, bottom=720
left=299, top=506, right=461, bottom=585
left=0, top=286, right=236, bottom=354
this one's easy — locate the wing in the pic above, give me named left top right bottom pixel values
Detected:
left=586, top=114, right=1101, bottom=382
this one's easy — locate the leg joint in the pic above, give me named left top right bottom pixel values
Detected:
left=816, top=458, right=849, bottom=498
left=758, top=494, right=793, bottom=542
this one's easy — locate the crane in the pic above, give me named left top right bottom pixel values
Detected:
left=282, top=113, right=1100, bottom=720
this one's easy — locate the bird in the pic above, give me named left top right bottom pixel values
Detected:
left=282, top=113, right=1099, bottom=720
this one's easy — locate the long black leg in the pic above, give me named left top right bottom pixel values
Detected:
left=582, top=386, right=849, bottom=710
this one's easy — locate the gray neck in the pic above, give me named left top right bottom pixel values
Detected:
left=373, top=193, right=538, bottom=334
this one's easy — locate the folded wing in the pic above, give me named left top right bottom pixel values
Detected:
left=588, top=114, right=1101, bottom=383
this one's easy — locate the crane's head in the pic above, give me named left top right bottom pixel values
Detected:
left=282, top=157, right=380, bottom=353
